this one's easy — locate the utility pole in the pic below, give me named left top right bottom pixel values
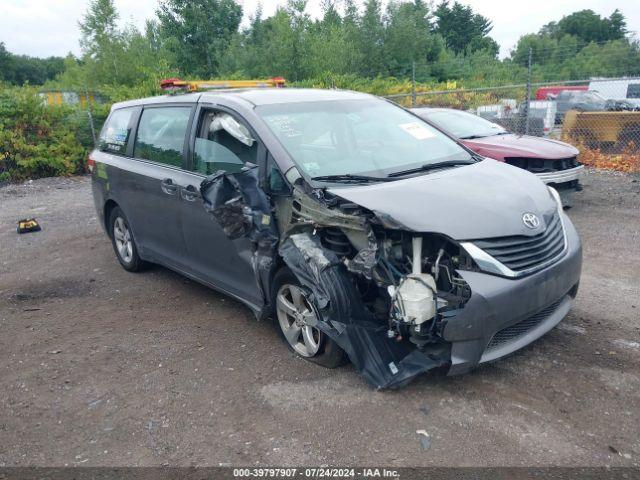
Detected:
left=411, top=61, right=417, bottom=107
left=524, top=47, right=533, bottom=135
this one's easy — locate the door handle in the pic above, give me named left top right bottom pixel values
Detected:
left=160, top=178, right=178, bottom=195
left=181, top=184, right=201, bottom=202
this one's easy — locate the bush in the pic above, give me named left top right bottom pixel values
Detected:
left=0, top=84, right=89, bottom=181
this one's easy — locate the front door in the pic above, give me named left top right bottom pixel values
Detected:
left=178, top=107, right=264, bottom=307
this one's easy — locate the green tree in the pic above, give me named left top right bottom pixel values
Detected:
left=358, top=0, right=386, bottom=76
left=510, top=33, right=558, bottom=66
left=0, top=43, right=65, bottom=85
left=79, top=0, right=140, bottom=85
left=433, top=1, right=498, bottom=56
left=384, top=0, right=441, bottom=73
left=53, top=0, right=172, bottom=92
left=286, top=0, right=312, bottom=80
left=340, top=0, right=365, bottom=73
left=220, top=6, right=300, bottom=80
left=301, top=1, right=361, bottom=78
left=543, top=9, right=627, bottom=44
left=77, top=0, right=128, bottom=85
left=157, top=0, right=243, bottom=77
left=0, top=43, right=16, bottom=83
left=79, top=0, right=119, bottom=56
left=510, top=8, right=636, bottom=82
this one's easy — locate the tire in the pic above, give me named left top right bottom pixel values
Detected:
left=108, top=206, right=146, bottom=272
left=271, top=267, right=346, bottom=368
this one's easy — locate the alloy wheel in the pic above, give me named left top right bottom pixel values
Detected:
left=113, top=217, right=133, bottom=264
left=276, top=284, right=322, bottom=357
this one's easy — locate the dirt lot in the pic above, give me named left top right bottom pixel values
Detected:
left=0, top=169, right=639, bottom=467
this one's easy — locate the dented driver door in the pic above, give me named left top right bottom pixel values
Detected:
left=178, top=107, right=265, bottom=308
left=179, top=170, right=263, bottom=307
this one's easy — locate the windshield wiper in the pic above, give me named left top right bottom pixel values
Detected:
left=459, top=134, right=488, bottom=139
left=311, top=174, right=392, bottom=183
left=460, top=131, right=508, bottom=139
left=387, top=159, right=476, bottom=178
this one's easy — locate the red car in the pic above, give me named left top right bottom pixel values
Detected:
left=411, top=107, right=583, bottom=206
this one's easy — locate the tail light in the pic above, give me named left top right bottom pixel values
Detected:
left=87, top=155, right=95, bottom=173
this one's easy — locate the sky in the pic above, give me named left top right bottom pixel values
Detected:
left=1, top=0, right=638, bottom=59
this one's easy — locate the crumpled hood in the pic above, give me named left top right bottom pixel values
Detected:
left=328, top=160, right=558, bottom=240
left=461, top=134, right=579, bottom=161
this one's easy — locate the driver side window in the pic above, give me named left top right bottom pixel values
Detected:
left=192, top=110, right=257, bottom=175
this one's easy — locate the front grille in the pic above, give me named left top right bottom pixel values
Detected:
left=472, top=213, right=565, bottom=273
left=505, top=156, right=579, bottom=173
left=486, top=297, right=564, bottom=351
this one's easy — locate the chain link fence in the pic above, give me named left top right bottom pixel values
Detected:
left=384, top=77, right=640, bottom=172
left=39, top=90, right=109, bottom=150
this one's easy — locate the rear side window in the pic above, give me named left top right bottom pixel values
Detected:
left=98, top=108, right=135, bottom=154
left=134, top=107, right=191, bottom=168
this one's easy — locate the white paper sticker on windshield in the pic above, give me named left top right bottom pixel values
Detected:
left=399, top=122, right=436, bottom=140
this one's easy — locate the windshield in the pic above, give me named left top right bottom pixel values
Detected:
left=257, top=99, right=472, bottom=178
left=415, top=109, right=507, bottom=139
left=583, top=91, right=607, bottom=102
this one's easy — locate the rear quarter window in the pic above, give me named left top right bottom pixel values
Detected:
left=98, top=108, right=135, bottom=154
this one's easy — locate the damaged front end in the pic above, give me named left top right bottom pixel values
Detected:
left=201, top=166, right=475, bottom=389
left=275, top=185, right=475, bottom=389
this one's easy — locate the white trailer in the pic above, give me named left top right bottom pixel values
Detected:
left=588, top=78, right=640, bottom=107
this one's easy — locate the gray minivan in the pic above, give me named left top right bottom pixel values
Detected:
left=91, top=88, right=582, bottom=389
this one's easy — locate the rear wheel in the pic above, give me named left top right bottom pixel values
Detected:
left=109, top=207, right=146, bottom=272
left=272, top=268, right=345, bottom=368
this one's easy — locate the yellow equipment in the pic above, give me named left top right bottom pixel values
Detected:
left=17, top=218, right=41, bottom=234
left=160, top=77, right=286, bottom=92
left=39, top=91, right=95, bottom=107
left=563, top=110, right=640, bottom=151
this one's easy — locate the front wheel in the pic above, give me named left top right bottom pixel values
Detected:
left=272, top=268, right=346, bottom=368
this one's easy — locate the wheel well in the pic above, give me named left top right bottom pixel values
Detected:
left=103, top=200, right=118, bottom=237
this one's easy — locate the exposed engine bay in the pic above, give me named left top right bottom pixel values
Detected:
left=275, top=184, right=473, bottom=354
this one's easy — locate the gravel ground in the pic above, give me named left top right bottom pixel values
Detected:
left=0, top=169, right=639, bottom=467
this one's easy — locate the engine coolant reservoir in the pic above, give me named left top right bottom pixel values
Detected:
left=396, top=273, right=437, bottom=325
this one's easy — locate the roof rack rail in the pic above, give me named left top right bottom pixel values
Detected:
left=160, top=77, right=286, bottom=92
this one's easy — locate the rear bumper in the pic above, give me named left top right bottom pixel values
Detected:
left=535, top=165, right=584, bottom=185
left=442, top=213, right=582, bottom=375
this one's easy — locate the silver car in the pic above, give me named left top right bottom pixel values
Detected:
left=91, top=88, right=582, bottom=389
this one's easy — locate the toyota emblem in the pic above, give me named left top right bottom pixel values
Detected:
left=522, top=212, right=540, bottom=229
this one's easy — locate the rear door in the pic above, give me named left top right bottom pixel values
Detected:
left=178, top=105, right=264, bottom=307
left=123, top=104, right=196, bottom=268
